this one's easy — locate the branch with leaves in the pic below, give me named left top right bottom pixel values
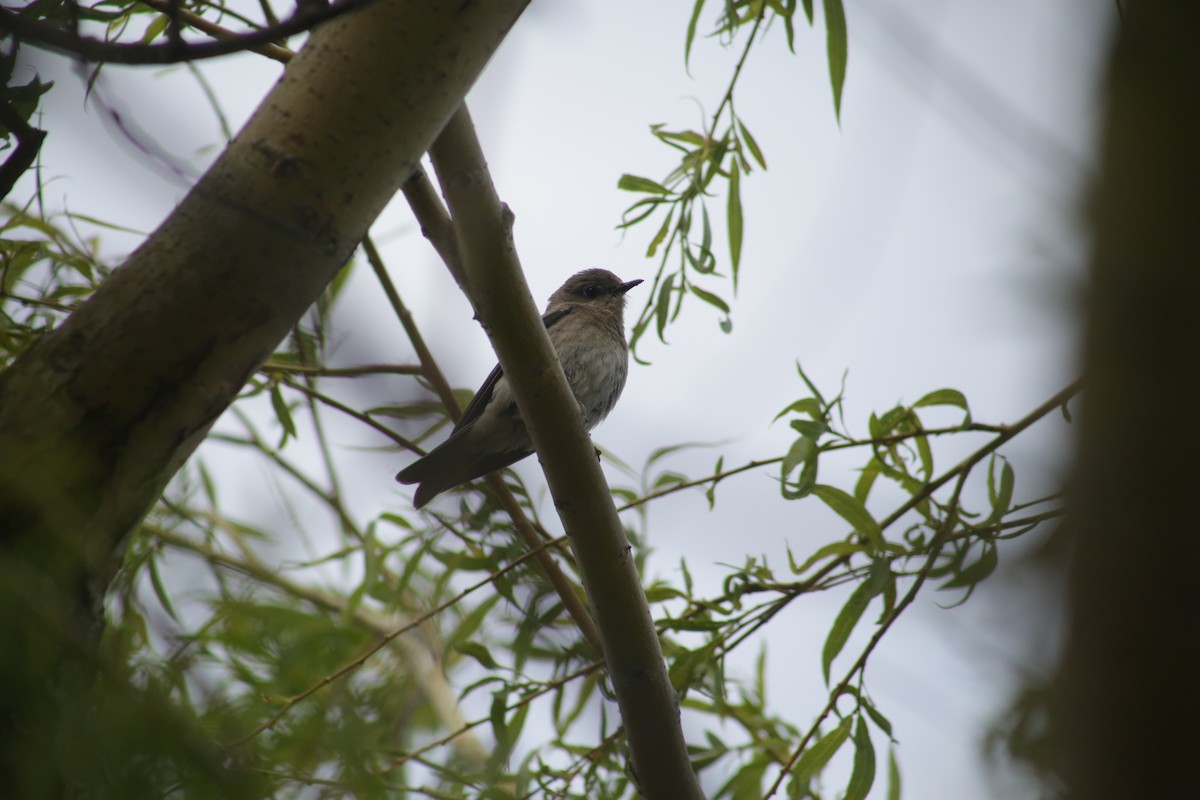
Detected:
left=619, top=0, right=848, bottom=355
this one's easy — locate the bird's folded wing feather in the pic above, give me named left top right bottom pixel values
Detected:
left=450, top=305, right=576, bottom=433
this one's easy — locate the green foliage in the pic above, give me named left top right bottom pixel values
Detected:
left=0, top=4, right=1077, bottom=797
left=621, top=0, right=851, bottom=357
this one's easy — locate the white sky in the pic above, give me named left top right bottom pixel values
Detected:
left=15, top=0, right=1113, bottom=796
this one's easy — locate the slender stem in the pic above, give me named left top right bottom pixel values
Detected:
left=261, top=361, right=421, bottom=377
left=279, top=376, right=421, bottom=451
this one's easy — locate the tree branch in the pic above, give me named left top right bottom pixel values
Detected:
left=0, top=0, right=528, bottom=788
left=427, top=106, right=705, bottom=799
left=363, top=224, right=604, bottom=658
left=1, top=0, right=366, bottom=65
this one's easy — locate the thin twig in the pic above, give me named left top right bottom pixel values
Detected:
left=261, top=361, right=421, bottom=378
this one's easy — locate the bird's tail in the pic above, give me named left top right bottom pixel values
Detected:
left=396, top=430, right=532, bottom=509
left=396, top=435, right=473, bottom=509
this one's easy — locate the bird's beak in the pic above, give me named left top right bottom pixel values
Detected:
left=615, top=279, right=644, bottom=295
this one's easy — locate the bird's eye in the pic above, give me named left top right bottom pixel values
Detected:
left=582, top=286, right=600, bottom=299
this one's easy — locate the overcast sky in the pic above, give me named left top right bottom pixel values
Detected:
left=18, top=0, right=1114, bottom=796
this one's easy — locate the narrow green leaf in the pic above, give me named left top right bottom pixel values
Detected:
left=984, top=455, right=1012, bottom=525
left=489, top=691, right=509, bottom=750
left=141, top=13, right=168, bottom=43
left=791, top=717, right=852, bottom=787
left=789, top=418, right=828, bottom=440
left=795, top=361, right=828, bottom=408
left=802, top=0, right=815, bottom=24
left=789, top=540, right=865, bottom=576
left=689, top=283, right=730, bottom=314
left=822, top=578, right=873, bottom=683
left=618, top=174, right=671, bottom=194
left=822, top=0, right=848, bottom=121
left=845, top=717, right=877, bottom=800
left=454, top=641, right=499, bottom=670
left=737, top=117, right=767, bottom=169
left=685, top=0, right=708, bottom=70
left=813, top=484, right=885, bottom=551
left=724, top=754, right=769, bottom=800
left=706, top=454, right=724, bottom=508
left=940, top=544, right=998, bottom=589
left=727, top=159, right=744, bottom=279
left=862, top=699, right=894, bottom=739
left=64, top=212, right=146, bottom=236
left=269, top=382, right=296, bottom=446
left=887, top=745, right=902, bottom=800
left=147, top=556, right=179, bottom=623
left=913, top=387, right=971, bottom=422
left=914, top=430, right=933, bottom=479
left=773, top=396, right=822, bottom=423
left=787, top=454, right=819, bottom=500
left=854, top=458, right=881, bottom=503
left=646, top=208, right=674, bottom=257
left=655, top=273, right=675, bottom=341
left=655, top=128, right=707, bottom=147
left=782, top=436, right=814, bottom=480
left=781, top=0, right=797, bottom=52
left=619, top=197, right=665, bottom=229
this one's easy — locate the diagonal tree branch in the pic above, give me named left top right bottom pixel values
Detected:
left=426, top=106, right=705, bottom=800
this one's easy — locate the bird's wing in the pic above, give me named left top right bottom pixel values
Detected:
left=451, top=305, right=576, bottom=432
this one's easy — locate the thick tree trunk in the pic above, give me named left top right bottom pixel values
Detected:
left=0, top=0, right=525, bottom=792
left=1057, top=2, right=1200, bottom=797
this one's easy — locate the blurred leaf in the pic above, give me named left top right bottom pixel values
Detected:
left=822, top=577, right=873, bottom=683
left=984, top=456, right=1015, bottom=525
left=822, top=0, right=848, bottom=121
left=774, top=396, right=823, bottom=423
left=684, top=0, right=707, bottom=69
left=845, top=716, right=876, bottom=800
left=939, top=543, right=998, bottom=590
left=147, top=554, right=179, bottom=623
left=791, top=716, right=852, bottom=787
left=862, top=698, right=895, bottom=740
left=141, top=13, right=168, bottom=43
left=854, top=457, right=881, bottom=503
left=269, top=382, right=296, bottom=447
left=781, top=437, right=814, bottom=481
left=455, top=641, right=499, bottom=670
left=813, top=484, right=885, bottom=551
left=790, top=418, right=828, bottom=440
left=913, top=387, right=971, bottom=422
left=647, top=207, right=674, bottom=257
left=723, top=753, right=769, bottom=800
left=888, top=745, right=902, bottom=800
left=737, top=117, right=767, bottom=170
left=618, top=174, right=671, bottom=194
left=727, top=159, right=743, bottom=280
left=655, top=272, right=675, bottom=341
left=689, top=283, right=730, bottom=314
left=788, top=540, right=865, bottom=576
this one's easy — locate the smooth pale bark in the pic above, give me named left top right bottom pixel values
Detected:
left=1056, top=2, right=1200, bottom=797
left=0, top=0, right=525, bottom=791
left=430, top=109, right=706, bottom=800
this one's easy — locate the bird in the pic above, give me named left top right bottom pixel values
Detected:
left=396, top=268, right=643, bottom=509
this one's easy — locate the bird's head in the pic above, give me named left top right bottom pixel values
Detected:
left=549, top=269, right=643, bottom=316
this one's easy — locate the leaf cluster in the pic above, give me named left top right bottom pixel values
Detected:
left=619, top=0, right=848, bottom=357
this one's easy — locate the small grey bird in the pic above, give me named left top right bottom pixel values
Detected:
left=396, top=268, right=643, bottom=508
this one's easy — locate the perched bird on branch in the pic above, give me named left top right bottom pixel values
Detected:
left=396, top=268, right=643, bottom=508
